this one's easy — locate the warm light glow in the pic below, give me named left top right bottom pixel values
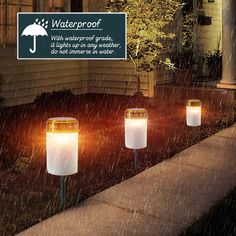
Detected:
left=186, top=100, right=202, bottom=127
left=51, top=132, right=75, bottom=144
left=124, top=108, right=148, bottom=149
left=189, top=107, right=200, bottom=114
left=46, top=117, right=79, bottom=176
left=127, top=119, right=146, bottom=127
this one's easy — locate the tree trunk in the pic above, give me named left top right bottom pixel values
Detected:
left=134, top=74, right=144, bottom=97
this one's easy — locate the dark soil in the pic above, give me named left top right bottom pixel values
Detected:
left=0, top=87, right=234, bottom=236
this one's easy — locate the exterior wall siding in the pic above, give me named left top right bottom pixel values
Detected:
left=196, top=0, right=222, bottom=54
left=1, top=0, right=220, bottom=106
left=88, top=61, right=154, bottom=97
left=195, top=0, right=222, bottom=75
left=0, top=48, right=88, bottom=106
left=0, top=0, right=156, bottom=106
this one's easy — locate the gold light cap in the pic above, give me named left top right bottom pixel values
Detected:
left=47, top=117, right=79, bottom=132
left=186, top=99, right=202, bottom=107
left=125, top=108, right=148, bottom=119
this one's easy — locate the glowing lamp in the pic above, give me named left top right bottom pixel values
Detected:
left=186, top=100, right=202, bottom=127
left=125, top=108, right=148, bottom=149
left=46, top=117, right=79, bottom=176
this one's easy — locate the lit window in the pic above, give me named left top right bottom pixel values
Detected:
left=0, top=0, right=83, bottom=47
left=0, top=0, right=33, bottom=47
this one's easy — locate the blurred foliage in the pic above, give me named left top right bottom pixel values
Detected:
left=13, top=155, right=31, bottom=174
left=171, top=49, right=194, bottom=70
left=202, top=50, right=222, bottom=78
left=0, top=138, right=24, bottom=171
left=34, top=89, right=76, bottom=109
left=182, top=13, right=194, bottom=52
left=107, top=0, right=182, bottom=94
left=171, top=8, right=195, bottom=70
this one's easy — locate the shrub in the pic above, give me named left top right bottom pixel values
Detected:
left=203, top=50, right=222, bottom=79
left=34, top=89, right=76, bottom=109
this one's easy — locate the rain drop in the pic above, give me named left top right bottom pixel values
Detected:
left=42, top=19, right=45, bottom=22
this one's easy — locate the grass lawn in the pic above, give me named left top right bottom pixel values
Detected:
left=0, top=87, right=234, bottom=235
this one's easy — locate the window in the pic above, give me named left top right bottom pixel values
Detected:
left=71, top=0, right=83, bottom=12
left=0, top=0, right=33, bottom=47
left=0, top=0, right=83, bottom=47
left=46, top=0, right=83, bottom=12
left=48, top=0, right=68, bottom=12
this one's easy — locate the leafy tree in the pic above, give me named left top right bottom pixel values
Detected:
left=171, top=12, right=195, bottom=70
left=107, top=0, right=182, bottom=95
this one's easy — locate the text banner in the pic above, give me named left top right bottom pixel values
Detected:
left=17, top=13, right=126, bottom=60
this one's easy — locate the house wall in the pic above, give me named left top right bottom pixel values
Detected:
left=195, top=0, right=222, bottom=75
left=0, top=48, right=88, bottom=106
left=0, top=0, right=33, bottom=46
left=88, top=61, right=154, bottom=97
left=0, top=0, right=89, bottom=106
left=0, top=0, right=183, bottom=106
left=196, top=0, right=222, bottom=54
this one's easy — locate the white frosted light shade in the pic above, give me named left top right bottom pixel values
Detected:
left=125, top=108, right=148, bottom=149
left=186, top=100, right=202, bottom=127
left=46, top=117, right=78, bottom=176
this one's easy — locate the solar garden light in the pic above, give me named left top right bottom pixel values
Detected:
left=186, top=99, right=202, bottom=127
left=125, top=108, right=148, bottom=170
left=46, top=117, right=79, bottom=209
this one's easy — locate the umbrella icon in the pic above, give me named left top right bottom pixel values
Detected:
left=21, top=19, right=48, bottom=54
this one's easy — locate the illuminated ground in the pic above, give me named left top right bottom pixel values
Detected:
left=17, top=124, right=236, bottom=236
left=0, top=87, right=234, bottom=235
